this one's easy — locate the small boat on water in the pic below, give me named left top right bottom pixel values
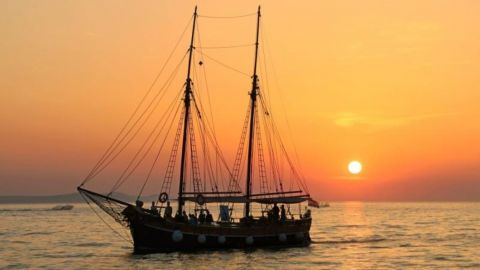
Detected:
left=52, top=205, right=74, bottom=211
left=307, top=200, right=329, bottom=208
left=78, top=6, right=319, bottom=253
left=319, top=202, right=330, bottom=208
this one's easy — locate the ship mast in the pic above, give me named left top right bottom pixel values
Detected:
left=178, top=6, right=197, bottom=215
left=244, top=6, right=261, bottom=218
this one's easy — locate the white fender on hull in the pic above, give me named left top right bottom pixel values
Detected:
left=172, top=230, right=183, bottom=242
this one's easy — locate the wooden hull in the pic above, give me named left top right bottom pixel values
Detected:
left=124, top=207, right=312, bottom=253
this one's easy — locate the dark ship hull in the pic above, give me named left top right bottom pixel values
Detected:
left=123, top=206, right=311, bottom=253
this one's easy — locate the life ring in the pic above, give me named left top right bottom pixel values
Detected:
left=159, top=192, right=168, bottom=203
left=196, top=194, right=205, bottom=205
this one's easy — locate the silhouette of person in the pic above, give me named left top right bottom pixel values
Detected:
left=174, top=211, right=180, bottom=220
left=182, top=211, right=189, bottom=223
left=150, top=201, right=158, bottom=215
left=135, top=200, right=144, bottom=209
left=205, top=210, right=213, bottom=223
left=189, top=214, right=198, bottom=225
left=280, top=204, right=286, bottom=222
left=272, top=203, right=280, bottom=221
left=199, top=209, right=206, bottom=223
left=164, top=201, right=172, bottom=218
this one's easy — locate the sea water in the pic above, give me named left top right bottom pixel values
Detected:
left=1, top=202, right=479, bottom=269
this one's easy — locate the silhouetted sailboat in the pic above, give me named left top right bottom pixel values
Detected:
left=78, top=6, right=317, bottom=253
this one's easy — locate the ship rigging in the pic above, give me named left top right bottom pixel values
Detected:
left=78, top=6, right=317, bottom=253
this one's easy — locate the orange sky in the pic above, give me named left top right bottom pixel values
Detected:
left=1, top=0, right=479, bottom=200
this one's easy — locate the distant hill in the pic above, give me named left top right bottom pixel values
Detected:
left=0, top=192, right=159, bottom=204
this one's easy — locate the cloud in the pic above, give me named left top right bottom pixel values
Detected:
left=332, top=112, right=454, bottom=131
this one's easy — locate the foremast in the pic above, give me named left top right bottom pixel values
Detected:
left=244, top=6, right=261, bottom=218
left=178, top=6, right=198, bottom=215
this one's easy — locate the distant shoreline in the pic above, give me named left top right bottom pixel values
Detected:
left=0, top=193, right=477, bottom=204
left=0, top=193, right=161, bottom=204
left=0, top=193, right=83, bottom=204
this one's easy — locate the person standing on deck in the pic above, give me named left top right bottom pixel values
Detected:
left=205, top=210, right=213, bottom=223
left=199, top=209, right=206, bottom=223
left=272, top=203, right=280, bottom=221
left=150, top=201, right=158, bottom=215
left=164, top=201, right=172, bottom=218
left=182, top=211, right=189, bottom=223
left=280, top=204, right=286, bottom=222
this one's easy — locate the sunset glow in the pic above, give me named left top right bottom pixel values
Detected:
left=1, top=1, right=479, bottom=201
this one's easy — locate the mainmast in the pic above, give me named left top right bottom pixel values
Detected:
left=178, top=6, right=197, bottom=215
left=244, top=6, right=261, bottom=218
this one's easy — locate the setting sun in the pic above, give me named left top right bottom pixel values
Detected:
left=348, top=161, right=362, bottom=175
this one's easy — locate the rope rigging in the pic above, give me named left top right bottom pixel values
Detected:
left=197, top=12, right=257, bottom=19
left=80, top=192, right=133, bottom=243
left=110, top=88, right=184, bottom=194
left=137, top=99, right=183, bottom=199
left=195, top=49, right=250, bottom=77
left=194, top=22, right=225, bottom=196
left=80, top=16, right=193, bottom=187
left=196, top=43, right=255, bottom=49
left=76, top=7, right=319, bottom=249
left=191, top=67, right=222, bottom=194
left=83, top=49, right=189, bottom=185
left=159, top=107, right=185, bottom=200
left=80, top=7, right=312, bottom=233
left=259, top=26, right=311, bottom=193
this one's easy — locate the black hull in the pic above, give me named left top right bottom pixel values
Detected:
left=124, top=207, right=312, bottom=253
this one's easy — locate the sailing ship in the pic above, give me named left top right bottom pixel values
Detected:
left=78, top=6, right=318, bottom=253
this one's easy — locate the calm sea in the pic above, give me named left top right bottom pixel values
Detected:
left=1, top=202, right=479, bottom=269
